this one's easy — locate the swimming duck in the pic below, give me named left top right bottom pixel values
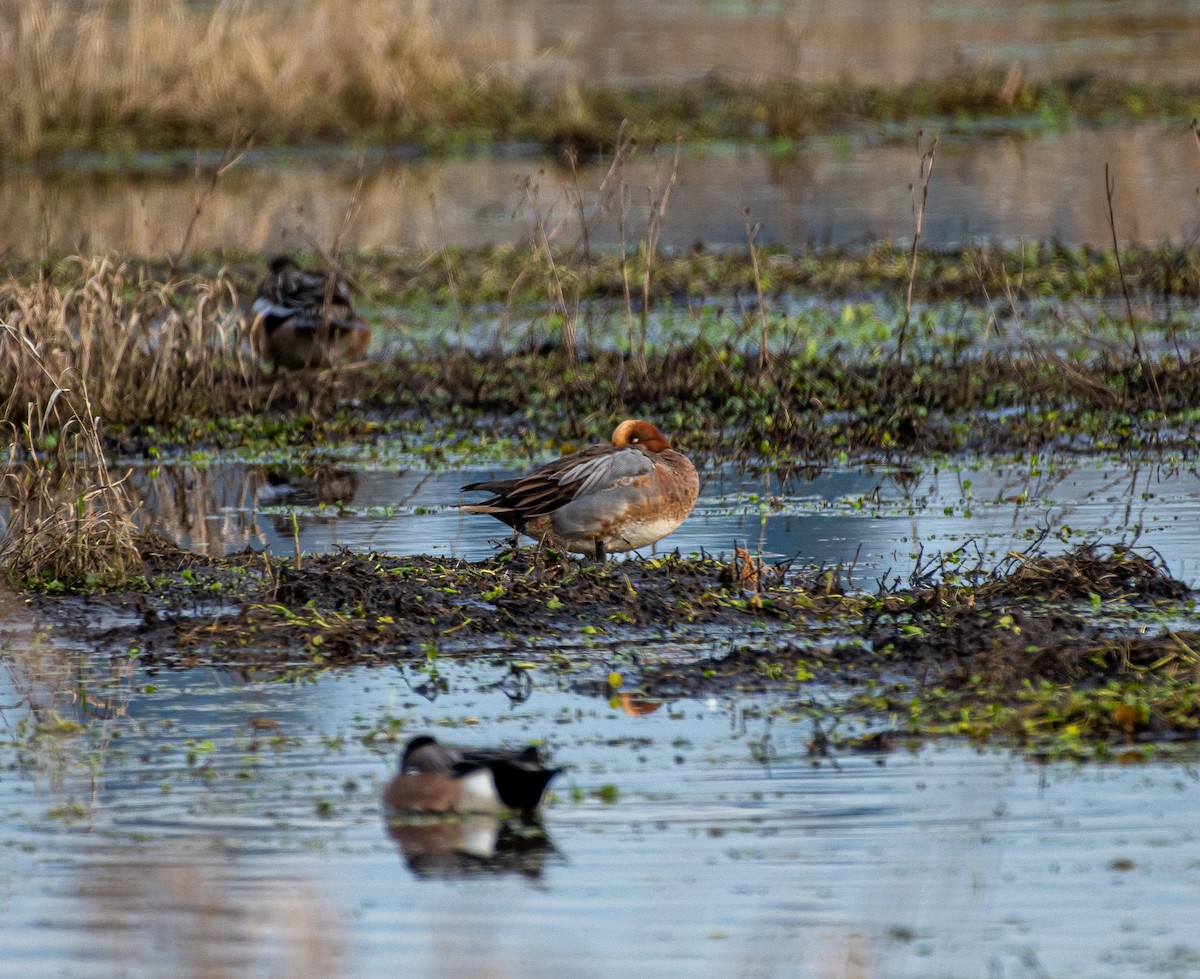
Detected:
left=383, top=735, right=560, bottom=816
left=249, top=256, right=371, bottom=369
left=461, top=419, right=699, bottom=559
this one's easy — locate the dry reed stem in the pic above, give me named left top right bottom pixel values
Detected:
left=1103, top=162, right=1163, bottom=411
left=743, top=209, right=770, bottom=372
left=171, top=128, right=254, bottom=271
left=896, top=133, right=938, bottom=363
left=637, top=139, right=682, bottom=376
left=524, top=175, right=580, bottom=366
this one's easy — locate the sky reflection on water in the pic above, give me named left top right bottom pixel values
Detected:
left=1, top=650, right=1199, bottom=978
left=126, top=452, right=1200, bottom=587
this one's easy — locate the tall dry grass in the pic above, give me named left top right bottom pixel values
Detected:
left=0, top=256, right=203, bottom=588
left=1, top=390, right=143, bottom=591
left=0, top=0, right=504, bottom=158
left=0, top=255, right=250, bottom=427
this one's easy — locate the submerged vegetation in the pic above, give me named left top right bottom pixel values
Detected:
left=1, top=0, right=1197, bottom=161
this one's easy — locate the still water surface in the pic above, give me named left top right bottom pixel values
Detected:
left=128, top=450, right=1200, bottom=587
left=7, top=125, right=1199, bottom=258
left=2, top=649, right=1199, bottom=978
left=4, top=447, right=1199, bottom=974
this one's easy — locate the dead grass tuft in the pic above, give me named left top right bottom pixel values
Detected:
left=1, top=255, right=251, bottom=427
left=1, top=391, right=143, bottom=591
left=978, top=542, right=1189, bottom=602
left=0, top=254, right=253, bottom=589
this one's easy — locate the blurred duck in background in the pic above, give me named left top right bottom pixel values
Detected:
left=249, top=255, right=370, bottom=369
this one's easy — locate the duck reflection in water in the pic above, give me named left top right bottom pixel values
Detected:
left=383, top=735, right=561, bottom=880
left=386, top=814, right=558, bottom=881
left=252, top=465, right=360, bottom=508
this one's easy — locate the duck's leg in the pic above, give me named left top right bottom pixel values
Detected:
left=593, top=540, right=607, bottom=561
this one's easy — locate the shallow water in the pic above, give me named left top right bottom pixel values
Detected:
left=6, top=5, right=1200, bottom=969
left=2, top=642, right=1199, bottom=979
left=7, top=124, right=1200, bottom=258
left=125, top=450, right=1200, bottom=587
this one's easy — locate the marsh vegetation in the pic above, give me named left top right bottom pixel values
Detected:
left=0, top=0, right=1195, bottom=815
left=3, top=226, right=1198, bottom=757
left=2, top=0, right=1198, bottom=161
left=4, top=5, right=1200, bottom=975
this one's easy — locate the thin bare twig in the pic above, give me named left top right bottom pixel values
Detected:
left=743, top=209, right=770, bottom=372
left=638, top=138, right=682, bottom=375
left=526, top=175, right=579, bottom=366
left=1104, top=161, right=1163, bottom=410
left=896, top=134, right=938, bottom=363
left=171, top=126, right=252, bottom=270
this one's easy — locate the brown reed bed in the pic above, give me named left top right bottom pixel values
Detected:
left=1, top=391, right=143, bottom=591
left=1, top=256, right=246, bottom=590
left=0, top=0, right=512, bottom=160
left=3, top=1, right=1196, bottom=162
left=0, top=255, right=254, bottom=428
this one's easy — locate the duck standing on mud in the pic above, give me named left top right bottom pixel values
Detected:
left=383, top=735, right=561, bottom=816
left=461, top=419, right=699, bottom=560
left=249, top=256, right=371, bottom=369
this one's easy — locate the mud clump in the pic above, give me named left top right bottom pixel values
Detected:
left=35, top=537, right=1200, bottom=749
left=110, top=536, right=852, bottom=670
left=867, top=544, right=1191, bottom=685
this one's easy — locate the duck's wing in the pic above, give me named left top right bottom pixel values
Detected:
left=552, top=445, right=655, bottom=496
left=454, top=745, right=547, bottom=775
left=402, top=738, right=465, bottom=775
left=462, top=445, right=654, bottom=519
left=261, top=308, right=365, bottom=335
left=254, top=266, right=355, bottom=317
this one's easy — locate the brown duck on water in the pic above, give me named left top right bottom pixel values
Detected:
left=383, top=736, right=561, bottom=816
left=249, top=256, right=371, bottom=369
left=460, top=419, right=700, bottom=560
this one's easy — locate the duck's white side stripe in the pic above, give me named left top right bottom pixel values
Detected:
left=458, top=768, right=507, bottom=813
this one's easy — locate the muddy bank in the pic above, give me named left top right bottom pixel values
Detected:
left=35, top=534, right=1197, bottom=754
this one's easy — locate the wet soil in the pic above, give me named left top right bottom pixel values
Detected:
left=46, top=533, right=1197, bottom=752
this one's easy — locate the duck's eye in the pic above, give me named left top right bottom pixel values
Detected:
left=630, top=436, right=640, bottom=443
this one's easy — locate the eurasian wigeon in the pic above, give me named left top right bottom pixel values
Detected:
left=383, top=735, right=560, bottom=816
left=461, top=419, right=699, bottom=559
left=249, top=256, right=371, bottom=369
